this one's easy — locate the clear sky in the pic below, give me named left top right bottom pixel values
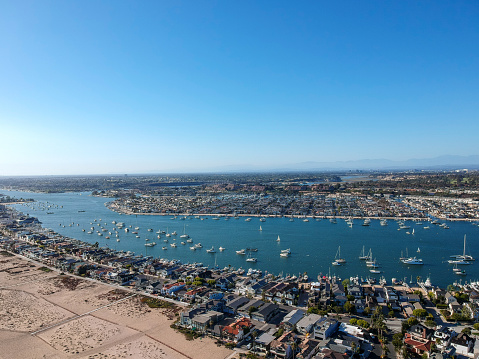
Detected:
left=1, top=1, right=478, bottom=175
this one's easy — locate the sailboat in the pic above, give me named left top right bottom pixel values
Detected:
left=246, top=252, right=257, bottom=262
left=276, top=235, right=280, bottom=242
left=332, top=246, right=346, bottom=265
left=180, top=224, right=189, bottom=238
left=359, top=246, right=370, bottom=260
left=450, top=235, right=475, bottom=262
left=369, top=259, right=381, bottom=274
left=259, top=226, right=262, bottom=231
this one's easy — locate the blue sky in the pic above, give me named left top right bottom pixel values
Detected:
left=1, top=1, right=478, bottom=175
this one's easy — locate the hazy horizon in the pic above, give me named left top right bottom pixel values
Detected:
left=1, top=1, right=478, bottom=176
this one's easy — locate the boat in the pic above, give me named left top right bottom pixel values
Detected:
left=145, top=242, right=157, bottom=247
left=276, top=235, right=280, bottom=242
left=170, top=243, right=177, bottom=247
left=245, top=218, right=251, bottom=222
left=259, top=226, right=262, bottom=231
left=455, top=269, right=467, bottom=276
left=333, top=246, right=346, bottom=264
left=401, top=257, right=424, bottom=265
left=194, top=243, right=202, bottom=248
left=359, top=246, right=370, bottom=260
left=180, top=224, right=189, bottom=238
left=280, top=251, right=290, bottom=258
left=259, top=218, right=266, bottom=222
left=450, top=235, right=475, bottom=261
left=303, top=218, right=309, bottom=222
left=236, top=249, right=246, bottom=255
left=417, top=247, right=420, bottom=253
left=246, top=252, right=257, bottom=262
left=190, top=246, right=196, bottom=250
left=370, top=268, right=381, bottom=274
left=181, top=241, right=186, bottom=245
left=219, top=246, right=225, bottom=251
left=206, top=247, right=216, bottom=253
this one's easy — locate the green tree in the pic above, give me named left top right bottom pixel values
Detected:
left=392, top=333, right=404, bottom=352
left=344, top=301, right=356, bottom=314
left=412, top=309, right=428, bottom=318
left=349, top=318, right=358, bottom=325
left=357, top=319, right=370, bottom=329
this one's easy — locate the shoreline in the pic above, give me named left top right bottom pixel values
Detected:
left=105, top=204, right=478, bottom=222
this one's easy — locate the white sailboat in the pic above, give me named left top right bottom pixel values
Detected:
left=450, top=235, right=475, bottom=261
left=180, top=224, right=189, bottom=238
left=259, top=226, right=262, bottom=231
left=276, top=235, right=280, bottom=242
left=332, top=246, right=346, bottom=265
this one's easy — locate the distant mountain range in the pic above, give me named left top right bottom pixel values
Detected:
left=142, top=155, right=479, bottom=174
left=187, top=155, right=479, bottom=173
left=280, top=155, right=479, bottom=172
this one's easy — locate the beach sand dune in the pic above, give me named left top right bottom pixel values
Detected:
left=0, top=254, right=233, bottom=359
left=0, top=289, right=73, bottom=332
left=38, top=315, right=137, bottom=355
left=85, top=335, right=181, bottom=359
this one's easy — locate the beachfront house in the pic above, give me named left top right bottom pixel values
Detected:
left=222, top=317, right=253, bottom=343
left=161, top=282, right=185, bottom=296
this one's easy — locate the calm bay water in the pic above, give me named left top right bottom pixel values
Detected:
left=4, top=189, right=479, bottom=288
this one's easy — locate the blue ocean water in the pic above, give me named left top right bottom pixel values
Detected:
left=4, top=190, right=479, bottom=289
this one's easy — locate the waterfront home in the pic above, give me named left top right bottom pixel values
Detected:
left=161, top=282, right=185, bottom=295
left=180, top=308, right=204, bottom=328
left=214, top=274, right=236, bottom=290
left=445, top=292, right=457, bottom=304
left=190, top=310, right=224, bottom=333
left=347, top=285, right=362, bottom=299
left=331, top=282, right=345, bottom=297
left=222, top=317, right=253, bottom=343
left=145, top=281, right=162, bottom=294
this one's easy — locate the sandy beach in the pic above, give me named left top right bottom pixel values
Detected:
left=0, top=253, right=232, bottom=359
